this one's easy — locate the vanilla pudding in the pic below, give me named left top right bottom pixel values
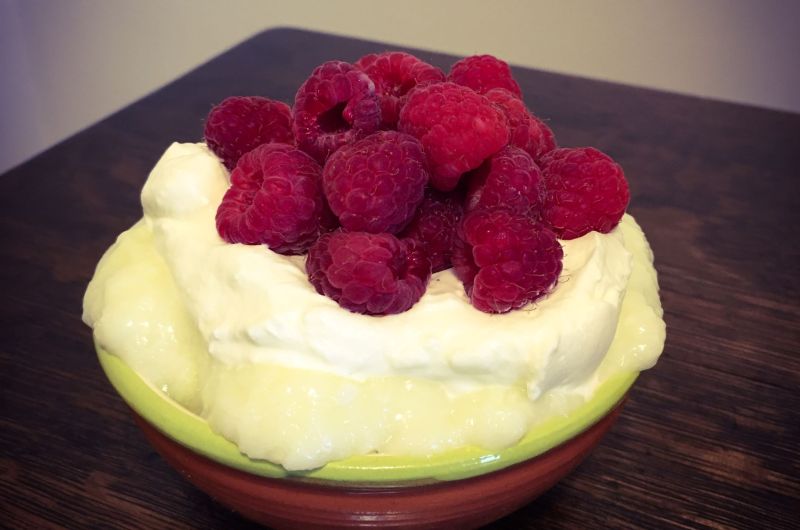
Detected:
left=83, top=142, right=665, bottom=471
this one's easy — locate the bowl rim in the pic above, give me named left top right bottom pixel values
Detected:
left=97, top=345, right=637, bottom=483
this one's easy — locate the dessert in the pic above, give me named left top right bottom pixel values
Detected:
left=83, top=52, right=665, bottom=473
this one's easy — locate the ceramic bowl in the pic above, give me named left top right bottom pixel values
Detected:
left=98, top=348, right=636, bottom=529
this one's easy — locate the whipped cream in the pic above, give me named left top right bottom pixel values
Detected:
left=83, top=142, right=665, bottom=470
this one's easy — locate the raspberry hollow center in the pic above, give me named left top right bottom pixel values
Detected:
left=318, top=102, right=350, bottom=133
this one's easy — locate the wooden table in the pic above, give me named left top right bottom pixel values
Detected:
left=1, top=28, right=798, bottom=529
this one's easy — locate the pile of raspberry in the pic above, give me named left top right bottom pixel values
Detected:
left=205, top=52, right=629, bottom=316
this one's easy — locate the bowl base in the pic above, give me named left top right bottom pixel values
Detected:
left=133, top=400, right=624, bottom=529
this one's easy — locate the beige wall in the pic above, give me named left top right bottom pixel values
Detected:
left=1, top=0, right=798, bottom=174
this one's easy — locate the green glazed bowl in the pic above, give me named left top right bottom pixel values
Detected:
left=98, top=346, right=637, bottom=528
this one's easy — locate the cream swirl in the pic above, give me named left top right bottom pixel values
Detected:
left=136, top=142, right=636, bottom=397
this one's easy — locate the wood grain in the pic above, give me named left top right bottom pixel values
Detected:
left=1, top=28, right=798, bottom=529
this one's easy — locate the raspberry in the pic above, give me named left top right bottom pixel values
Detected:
left=485, top=88, right=556, bottom=162
left=323, top=131, right=428, bottom=234
left=448, top=55, right=522, bottom=98
left=464, top=145, right=545, bottom=217
left=293, top=61, right=381, bottom=164
left=215, top=143, right=331, bottom=255
left=204, top=96, right=294, bottom=170
left=398, top=82, right=509, bottom=191
left=355, top=52, right=445, bottom=128
left=539, top=147, right=630, bottom=239
left=452, top=209, right=562, bottom=314
left=306, top=230, right=431, bottom=315
left=399, top=189, right=463, bottom=272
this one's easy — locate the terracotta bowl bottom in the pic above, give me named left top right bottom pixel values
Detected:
left=132, top=400, right=625, bottom=530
